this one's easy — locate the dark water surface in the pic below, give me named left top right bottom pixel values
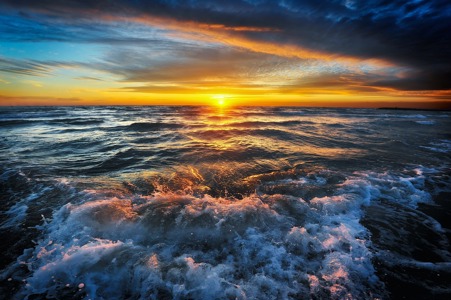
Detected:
left=0, top=106, right=450, bottom=299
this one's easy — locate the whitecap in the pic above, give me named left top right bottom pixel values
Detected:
left=416, top=120, right=435, bottom=125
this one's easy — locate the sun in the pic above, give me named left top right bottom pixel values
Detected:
left=212, top=95, right=227, bottom=106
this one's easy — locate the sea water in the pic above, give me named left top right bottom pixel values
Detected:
left=0, top=106, right=450, bottom=299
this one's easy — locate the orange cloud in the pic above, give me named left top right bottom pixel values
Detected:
left=107, top=14, right=393, bottom=70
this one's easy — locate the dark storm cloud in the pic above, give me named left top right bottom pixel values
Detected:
left=371, top=69, right=451, bottom=91
left=1, top=0, right=450, bottom=91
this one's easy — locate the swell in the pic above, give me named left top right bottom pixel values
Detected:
left=123, top=122, right=184, bottom=131
left=0, top=119, right=37, bottom=126
left=222, top=120, right=313, bottom=127
left=47, top=118, right=104, bottom=125
left=188, top=128, right=303, bottom=142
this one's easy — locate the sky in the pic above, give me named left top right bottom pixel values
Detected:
left=0, top=0, right=450, bottom=108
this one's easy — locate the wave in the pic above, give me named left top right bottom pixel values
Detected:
left=420, top=140, right=451, bottom=153
left=4, top=166, right=444, bottom=299
left=416, top=120, right=435, bottom=125
left=0, top=119, right=36, bottom=126
left=47, top=118, right=104, bottom=125
left=224, top=120, right=311, bottom=128
left=127, top=122, right=184, bottom=131
left=188, top=128, right=303, bottom=142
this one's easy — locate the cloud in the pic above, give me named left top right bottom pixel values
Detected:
left=0, top=0, right=449, bottom=92
left=75, top=76, right=104, bottom=81
left=23, top=80, right=43, bottom=87
left=0, top=56, right=80, bottom=77
left=0, top=56, right=53, bottom=76
left=0, top=95, right=83, bottom=105
left=370, top=69, right=451, bottom=91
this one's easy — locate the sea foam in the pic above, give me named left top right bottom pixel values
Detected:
left=9, top=170, right=400, bottom=299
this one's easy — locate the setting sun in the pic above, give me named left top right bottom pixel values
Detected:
left=212, top=95, right=227, bottom=106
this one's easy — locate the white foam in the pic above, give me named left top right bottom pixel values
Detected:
left=1, top=189, right=52, bottom=229
left=0, top=202, right=28, bottom=229
left=413, top=114, right=428, bottom=118
left=354, top=170, right=432, bottom=208
left=416, top=120, right=435, bottom=125
left=399, top=114, right=428, bottom=119
left=420, top=139, right=451, bottom=153
left=9, top=167, right=437, bottom=299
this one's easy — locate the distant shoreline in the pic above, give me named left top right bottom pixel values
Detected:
left=378, top=107, right=451, bottom=112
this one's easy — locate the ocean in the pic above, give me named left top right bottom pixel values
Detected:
left=0, top=106, right=450, bottom=299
